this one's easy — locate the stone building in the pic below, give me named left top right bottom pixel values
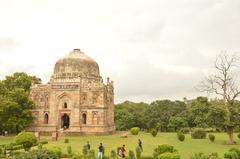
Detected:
left=28, top=49, right=115, bottom=134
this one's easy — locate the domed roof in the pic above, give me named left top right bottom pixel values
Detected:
left=53, top=49, right=100, bottom=79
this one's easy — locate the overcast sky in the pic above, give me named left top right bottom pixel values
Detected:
left=0, top=0, right=240, bottom=103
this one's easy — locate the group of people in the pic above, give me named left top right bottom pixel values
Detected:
left=85, top=139, right=143, bottom=159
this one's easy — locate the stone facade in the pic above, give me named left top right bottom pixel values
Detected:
left=28, top=49, right=115, bottom=134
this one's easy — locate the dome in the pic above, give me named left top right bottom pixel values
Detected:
left=53, top=49, right=100, bottom=79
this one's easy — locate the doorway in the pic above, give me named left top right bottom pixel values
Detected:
left=61, top=113, right=70, bottom=129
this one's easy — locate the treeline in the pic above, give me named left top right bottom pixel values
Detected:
left=0, top=72, right=41, bottom=133
left=114, top=97, right=240, bottom=132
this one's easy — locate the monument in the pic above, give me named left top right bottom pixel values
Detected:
left=28, top=49, right=115, bottom=134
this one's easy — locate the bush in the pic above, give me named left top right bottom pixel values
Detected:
left=12, top=148, right=59, bottom=159
left=151, top=128, right=158, bottom=137
left=155, top=144, right=177, bottom=156
left=64, top=138, right=69, bottom=143
left=131, top=127, right=140, bottom=135
left=237, top=133, right=240, bottom=139
left=136, top=146, right=142, bottom=159
left=190, top=152, right=220, bottom=159
left=51, top=146, right=62, bottom=158
left=158, top=153, right=180, bottom=159
left=177, top=132, right=185, bottom=142
left=38, top=140, right=48, bottom=145
left=208, top=134, right=215, bottom=142
left=110, top=150, right=117, bottom=159
left=224, top=148, right=240, bottom=159
left=87, top=150, right=95, bottom=159
left=83, top=145, right=88, bottom=158
left=179, top=128, right=190, bottom=134
left=191, top=128, right=206, bottom=139
left=129, top=150, right=135, bottom=159
left=67, top=145, right=72, bottom=155
left=15, top=131, right=37, bottom=151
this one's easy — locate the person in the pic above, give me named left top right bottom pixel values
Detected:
left=121, top=145, right=126, bottom=158
left=86, top=141, right=91, bottom=151
left=97, top=143, right=104, bottom=159
left=138, top=139, right=143, bottom=152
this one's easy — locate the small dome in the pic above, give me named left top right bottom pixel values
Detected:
left=53, top=49, right=100, bottom=79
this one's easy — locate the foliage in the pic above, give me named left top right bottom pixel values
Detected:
left=131, top=127, right=140, bottom=135
left=129, top=150, right=135, bottom=159
left=191, top=128, right=207, bottom=139
left=115, top=101, right=148, bottom=130
left=158, top=153, right=180, bottom=159
left=155, top=144, right=178, bottom=156
left=179, top=128, right=190, bottom=134
left=151, top=128, right=158, bottom=137
left=110, top=150, right=117, bottom=159
left=50, top=146, right=62, bottom=158
left=177, top=132, right=185, bottom=142
left=83, top=144, right=88, bottom=158
left=190, top=152, right=220, bottom=159
left=64, top=138, right=69, bottom=143
left=67, top=145, right=72, bottom=155
left=0, top=72, right=41, bottom=133
left=208, top=134, right=215, bottom=142
left=87, top=150, right=95, bottom=159
left=237, top=133, right=240, bottom=139
left=15, top=131, right=37, bottom=151
left=11, top=147, right=59, bottom=159
left=136, top=146, right=142, bottom=159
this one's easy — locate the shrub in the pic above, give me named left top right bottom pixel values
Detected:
left=64, top=138, right=69, bottom=143
left=179, top=127, right=190, bottom=134
left=224, top=151, right=238, bottom=159
left=190, top=152, right=220, bottom=159
left=191, top=128, right=207, bottom=139
left=51, top=146, right=62, bottom=158
left=38, top=140, right=48, bottom=145
left=136, top=146, right=142, bottom=159
left=12, top=148, right=59, bottom=159
left=67, top=145, right=72, bottom=155
left=237, top=133, right=240, bottom=139
left=129, top=150, right=135, bottom=159
left=151, top=128, right=158, bottom=137
left=131, top=127, right=140, bottom=135
left=158, top=153, right=180, bottom=159
left=110, top=150, right=117, bottom=159
left=208, top=134, right=215, bottom=142
left=153, top=149, right=159, bottom=159
left=83, top=145, right=88, bottom=158
left=87, top=150, right=95, bottom=159
left=177, top=132, right=185, bottom=142
left=15, top=131, right=37, bottom=151
left=157, top=144, right=177, bottom=155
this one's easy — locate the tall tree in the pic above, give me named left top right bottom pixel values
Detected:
left=199, top=53, right=240, bottom=144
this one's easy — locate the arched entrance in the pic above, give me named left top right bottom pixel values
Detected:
left=61, top=113, right=70, bottom=129
left=44, top=113, right=49, bottom=124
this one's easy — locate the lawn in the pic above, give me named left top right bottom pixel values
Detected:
left=0, top=132, right=239, bottom=158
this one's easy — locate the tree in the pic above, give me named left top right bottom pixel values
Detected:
left=199, top=53, right=240, bottom=144
left=15, top=131, right=37, bottom=151
left=0, top=72, right=40, bottom=133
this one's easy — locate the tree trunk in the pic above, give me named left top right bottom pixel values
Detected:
left=227, top=127, right=235, bottom=144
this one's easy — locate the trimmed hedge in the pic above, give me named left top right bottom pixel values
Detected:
left=177, top=132, right=185, bottom=142
left=151, top=128, right=158, bottom=137
left=191, top=128, right=206, bottom=139
left=159, top=153, right=180, bottom=159
left=131, top=127, right=140, bottom=135
left=208, top=134, right=215, bottom=142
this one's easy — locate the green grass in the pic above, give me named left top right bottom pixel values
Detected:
left=1, top=132, right=240, bottom=158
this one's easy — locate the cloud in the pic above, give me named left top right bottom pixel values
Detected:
left=0, top=38, right=20, bottom=53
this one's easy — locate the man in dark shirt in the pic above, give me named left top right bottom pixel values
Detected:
left=98, top=143, right=104, bottom=159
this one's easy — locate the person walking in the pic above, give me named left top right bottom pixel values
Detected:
left=97, top=143, right=104, bottom=159
left=121, top=145, right=126, bottom=158
left=138, top=139, right=143, bottom=152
